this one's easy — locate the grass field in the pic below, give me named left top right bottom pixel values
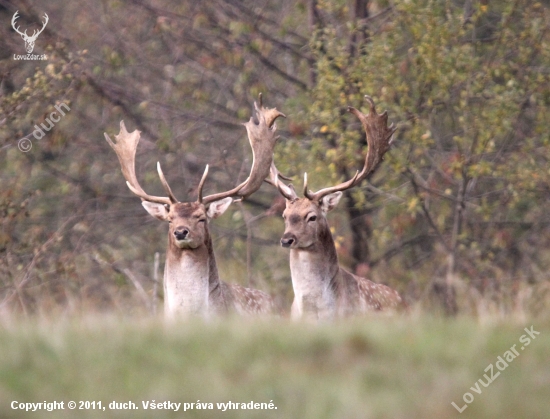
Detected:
left=0, top=313, right=548, bottom=419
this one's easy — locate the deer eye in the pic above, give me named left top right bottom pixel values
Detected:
left=198, top=218, right=206, bottom=223
left=307, top=215, right=317, bottom=222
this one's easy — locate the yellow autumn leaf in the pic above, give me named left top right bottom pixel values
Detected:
left=407, top=197, right=420, bottom=213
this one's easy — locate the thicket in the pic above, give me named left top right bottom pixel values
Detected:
left=1, top=0, right=549, bottom=317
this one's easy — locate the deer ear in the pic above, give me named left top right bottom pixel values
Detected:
left=207, top=197, right=233, bottom=219
left=319, top=192, right=343, bottom=213
left=142, top=201, right=169, bottom=221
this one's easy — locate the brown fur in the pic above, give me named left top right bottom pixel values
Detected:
left=282, top=196, right=402, bottom=320
left=145, top=201, right=274, bottom=318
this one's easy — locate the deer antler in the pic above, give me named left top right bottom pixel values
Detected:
left=270, top=162, right=298, bottom=200
left=304, top=95, right=396, bottom=201
left=31, top=13, right=49, bottom=40
left=191, top=93, right=289, bottom=205
left=237, top=93, right=287, bottom=199
left=105, top=94, right=288, bottom=207
left=105, top=121, right=249, bottom=207
left=198, top=165, right=249, bottom=205
left=11, top=11, right=25, bottom=37
left=104, top=121, right=175, bottom=205
left=11, top=11, right=48, bottom=39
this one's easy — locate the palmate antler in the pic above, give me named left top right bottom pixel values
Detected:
left=104, top=94, right=288, bottom=207
left=238, top=93, right=287, bottom=199
left=104, top=121, right=172, bottom=205
left=304, top=95, right=396, bottom=201
left=275, top=95, right=396, bottom=201
left=104, top=121, right=247, bottom=206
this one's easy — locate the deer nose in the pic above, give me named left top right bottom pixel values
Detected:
left=281, top=234, right=296, bottom=248
left=281, top=238, right=294, bottom=248
left=174, top=228, right=190, bottom=241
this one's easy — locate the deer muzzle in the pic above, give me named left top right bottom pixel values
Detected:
left=174, top=227, right=190, bottom=241
left=280, top=232, right=297, bottom=248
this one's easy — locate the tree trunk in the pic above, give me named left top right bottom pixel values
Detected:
left=308, top=0, right=321, bottom=86
left=344, top=191, right=373, bottom=271
left=348, top=0, right=369, bottom=57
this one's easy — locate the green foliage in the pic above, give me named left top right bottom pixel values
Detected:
left=292, top=0, right=550, bottom=311
left=0, top=1, right=309, bottom=314
left=1, top=0, right=549, bottom=315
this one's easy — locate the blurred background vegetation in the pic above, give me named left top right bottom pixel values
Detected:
left=1, top=0, right=550, bottom=318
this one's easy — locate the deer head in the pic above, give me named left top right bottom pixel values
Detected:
left=107, top=94, right=285, bottom=234
left=274, top=96, right=396, bottom=249
left=12, top=11, right=48, bottom=54
left=104, top=121, right=247, bottom=251
left=104, top=113, right=280, bottom=317
left=104, top=94, right=286, bottom=255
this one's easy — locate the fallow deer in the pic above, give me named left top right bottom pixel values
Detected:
left=104, top=98, right=284, bottom=318
left=273, top=96, right=403, bottom=320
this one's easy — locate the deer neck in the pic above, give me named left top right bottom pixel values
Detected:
left=163, top=232, right=223, bottom=318
left=289, top=222, right=340, bottom=319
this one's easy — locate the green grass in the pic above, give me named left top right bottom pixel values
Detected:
left=0, top=314, right=549, bottom=419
